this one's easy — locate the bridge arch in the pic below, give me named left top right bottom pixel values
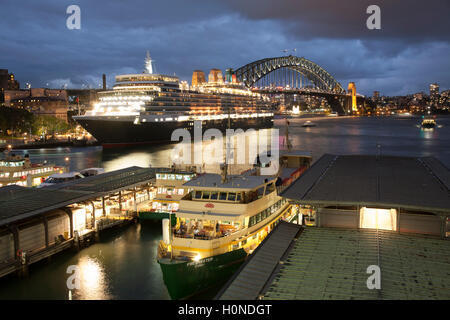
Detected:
left=233, top=55, right=345, bottom=94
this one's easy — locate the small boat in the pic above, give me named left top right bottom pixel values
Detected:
left=38, top=167, right=104, bottom=188
left=38, top=171, right=86, bottom=187
left=0, top=152, right=65, bottom=188
left=301, top=120, right=316, bottom=127
left=421, top=117, right=436, bottom=129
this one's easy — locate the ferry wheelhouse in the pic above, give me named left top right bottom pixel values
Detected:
left=0, top=153, right=65, bottom=188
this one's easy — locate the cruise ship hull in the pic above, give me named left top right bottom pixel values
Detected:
left=75, top=116, right=274, bottom=148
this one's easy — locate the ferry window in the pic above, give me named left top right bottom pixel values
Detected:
left=167, top=188, right=173, bottom=195
left=228, top=193, right=236, bottom=201
left=178, top=189, right=184, bottom=195
left=176, top=174, right=183, bottom=180
left=202, top=192, right=211, bottom=200
left=241, top=239, right=247, bottom=246
left=219, top=192, right=227, bottom=201
left=183, top=175, right=192, bottom=181
left=249, top=216, right=256, bottom=227
left=266, top=183, right=275, bottom=194
left=210, top=192, right=218, bottom=200
left=257, top=187, right=265, bottom=199
left=156, top=174, right=161, bottom=179
left=256, top=213, right=261, bottom=223
left=195, top=191, right=202, bottom=199
left=160, top=174, right=167, bottom=180
left=168, top=174, right=175, bottom=180
left=262, top=210, right=267, bottom=219
left=236, top=193, right=241, bottom=202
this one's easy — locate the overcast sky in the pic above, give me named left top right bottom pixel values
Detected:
left=1, top=0, right=449, bottom=96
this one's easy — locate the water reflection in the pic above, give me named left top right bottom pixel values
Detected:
left=72, top=256, right=111, bottom=300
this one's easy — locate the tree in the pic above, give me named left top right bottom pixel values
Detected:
left=0, top=106, right=34, bottom=136
left=32, top=115, right=71, bottom=137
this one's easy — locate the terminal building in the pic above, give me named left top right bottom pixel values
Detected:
left=217, top=154, right=450, bottom=300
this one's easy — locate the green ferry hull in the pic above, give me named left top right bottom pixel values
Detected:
left=138, top=211, right=177, bottom=226
left=158, top=248, right=247, bottom=300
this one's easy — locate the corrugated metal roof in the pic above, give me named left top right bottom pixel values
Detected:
left=0, top=166, right=156, bottom=226
left=281, top=154, right=450, bottom=214
left=217, top=221, right=302, bottom=300
left=262, top=227, right=450, bottom=300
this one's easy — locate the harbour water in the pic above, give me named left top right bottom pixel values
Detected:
left=0, top=115, right=449, bottom=299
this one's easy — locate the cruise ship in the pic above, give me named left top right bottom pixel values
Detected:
left=74, top=53, right=274, bottom=147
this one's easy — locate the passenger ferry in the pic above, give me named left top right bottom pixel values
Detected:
left=138, top=168, right=196, bottom=225
left=421, top=116, right=436, bottom=129
left=0, top=152, right=65, bottom=188
left=74, top=52, right=274, bottom=148
left=157, top=152, right=311, bottom=299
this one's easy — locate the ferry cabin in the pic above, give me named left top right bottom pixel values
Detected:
left=0, top=155, right=64, bottom=188
left=167, top=174, right=294, bottom=261
left=151, top=171, right=195, bottom=213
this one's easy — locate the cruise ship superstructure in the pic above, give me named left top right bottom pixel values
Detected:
left=74, top=52, right=274, bottom=147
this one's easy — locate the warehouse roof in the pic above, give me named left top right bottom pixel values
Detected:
left=281, top=154, right=450, bottom=214
left=262, top=227, right=450, bottom=300
left=0, top=166, right=156, bottom=226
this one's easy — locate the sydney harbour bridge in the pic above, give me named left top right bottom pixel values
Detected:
left=228, top=55, right=365, bottom=115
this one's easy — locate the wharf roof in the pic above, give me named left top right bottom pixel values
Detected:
left=0, top=166, right=155, bottom=226
left=183, top=173, right=275, bottom=191
left=216, top=221, right=302, bottom=300
left=262, top=227, right=450, bottom=300
left=281, top=154, right=450, bottom=214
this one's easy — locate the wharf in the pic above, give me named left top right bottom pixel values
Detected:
left=0, top=166, right=157, bottom=278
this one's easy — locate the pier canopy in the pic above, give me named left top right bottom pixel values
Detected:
left=281, top=154, right=450, bottom=215
left=0, top=166, right=156, bottom=226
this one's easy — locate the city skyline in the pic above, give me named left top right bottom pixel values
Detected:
left=1, top=0, right=449, bottom=96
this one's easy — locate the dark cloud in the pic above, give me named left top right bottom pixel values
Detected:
left=223, top=0, right=450, bottom=42
left=0, top=0, right=448, bottom=96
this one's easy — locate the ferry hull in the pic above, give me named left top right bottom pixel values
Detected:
left=158, top=248, right=247, bottom=300
left=74, top=117, right=273, bottom=147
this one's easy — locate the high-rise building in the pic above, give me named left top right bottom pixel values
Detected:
left=208, top=69, right=224, bottom=84
left=0, top=69, right=20, bottom=90
left=0, top=69, right=9, bottom=91
left=373, top=91, right=380, bottom=101
left=225, top=68, right=233, bottom=83
left=191, top=70, right=206, bottom=86
left=430, top=83, right=439, bottom=97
